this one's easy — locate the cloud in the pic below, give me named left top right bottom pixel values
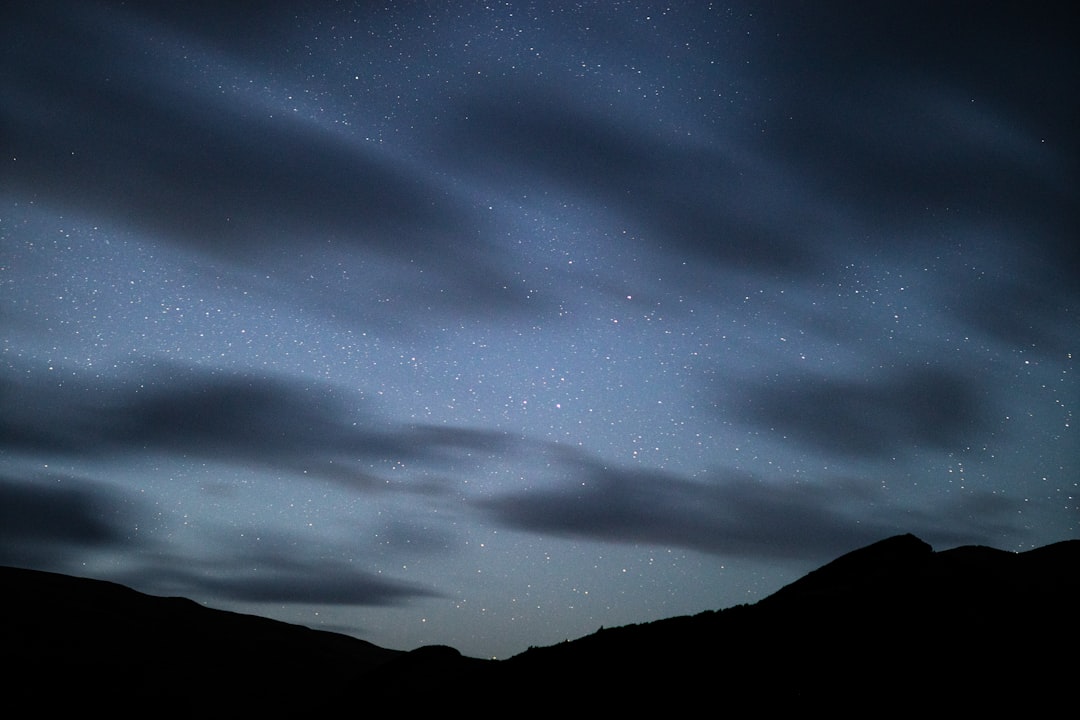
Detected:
left=204, top=569, right=439, bottom=606
left=899, top=490, right=1025, bottom=549
left=119, top=552, right=442, bottom=607
left=477, top=457, right=1024, bottom=560
left=0, top=473, right=139, bottom=568
left=442, top=85, right=821, bottom=276
left=0, top=465, right=442, bottom=607
left=743, top=3, right=1078, bottom=233
left=143, top=523, right=447, bottom=606
left=2, top=3, right=534, bottom=318
left=730, top=367, right=988, bottom=459
left=0, top=362, right=516, bottom=486
left=4, top=5, right=462, bottom=251
left=952, top=262, right=1080, bottom=354
left=477, top=460, right=880, bottom=560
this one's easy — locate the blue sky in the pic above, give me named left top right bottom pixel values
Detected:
left=2, top=1, right=1076, bottom=659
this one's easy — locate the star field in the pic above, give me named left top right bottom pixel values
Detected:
left=2, top=1, right=1077, bottom=659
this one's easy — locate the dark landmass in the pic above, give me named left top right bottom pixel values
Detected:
left=4, top=534, right=1077, bottom=713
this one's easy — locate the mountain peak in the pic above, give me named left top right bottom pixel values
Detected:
left=759, top=533, right=933, bottom=606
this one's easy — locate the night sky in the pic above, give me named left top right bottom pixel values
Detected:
left=3, top=1, right=1076, bottom=659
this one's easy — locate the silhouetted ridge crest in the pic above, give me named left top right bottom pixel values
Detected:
left=4, top=534, right=1077, bottom=712
left=758, top=532, right=933, bottom=607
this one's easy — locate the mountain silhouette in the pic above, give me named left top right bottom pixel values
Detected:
left=4, top=534, right=1076, bottom=713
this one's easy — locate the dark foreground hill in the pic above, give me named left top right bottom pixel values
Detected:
left=501, top=534, right=1079, bottom=708
left=4, top=534, right=1077, bottom=713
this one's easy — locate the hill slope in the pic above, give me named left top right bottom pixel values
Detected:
left=4, top=534, right=1076, bottom=712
